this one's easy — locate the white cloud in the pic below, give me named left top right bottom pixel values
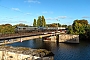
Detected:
left=58, top=16, right=67, bottom=19
left=25, top=0, right=40, bottom=3
left=14, top=16, right=19, bottom=18
left=42, top=11, right=48, bottom=14
left=46, top=17, right=54, bottom=20
left=42, top=11, right=53, bottom=14
left=82, top=16, right=90, bottom=18
left=26, top=13, right=32, bottom=15
left=46, top=16, right=67, bottom=20
left=11, top=8, right=20, bottom=11
left=19, top=20, right=27, bottom=23
left=1, top=17, right=13, bottom=20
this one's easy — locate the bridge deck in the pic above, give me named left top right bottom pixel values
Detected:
left=0, top=31, right=57, bottom=40
left=0, top=34, right=54, bottom=45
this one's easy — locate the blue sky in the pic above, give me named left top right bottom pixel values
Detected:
left=0, top=0, right=90, bottom=26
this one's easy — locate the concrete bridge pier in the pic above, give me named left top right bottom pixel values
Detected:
left=59, top=34, right=79, bottom=43
left=56, top=34, right=59, bottom=43
left=44, top=34, right=79, bottom=43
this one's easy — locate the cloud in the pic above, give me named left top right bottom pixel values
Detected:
left=42, top=11, right=53, bottom=14
left=25, top=0, right=40, bottom=3
left=58, top=16, right=67, bottom=19
left=26, top=13, right=32, bottom=15
left=19, top=20, right=27, bottom=23
left=1, top=17, right=13, bottom=20
left=11, top=8, right=20, bottom=11
left=46, top=17, right=54, bottom=20
left=46, top=16, right=67, bottom=20
left=46, top=17, right=58, bottom=20
left=82, top=16, right=90, bottom=18
left=42, top=11, right=48, bottom=14
left=14, top=16, right=19, bottom=18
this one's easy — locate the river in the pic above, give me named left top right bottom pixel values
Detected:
left=7, top=38, right=90, bottom=60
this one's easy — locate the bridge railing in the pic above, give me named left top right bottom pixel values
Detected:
left=0, top=30, right=58, bottom=39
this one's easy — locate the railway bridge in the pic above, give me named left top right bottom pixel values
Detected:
left=0, top=30, right=79, bottom=45
left=0, top=31, right=61, bottom=45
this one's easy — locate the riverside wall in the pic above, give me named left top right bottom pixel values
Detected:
left=44, top=34, right=79, bottom=43
left=59, top=34, right=79, bottom=43
left=0, top=46, right=54, bottom=60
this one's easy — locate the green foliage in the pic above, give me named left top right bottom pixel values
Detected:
left=72, top=19, right=88, bottom=35
left=37, top=16, right=42, bottom=27
left=84, top=24, right=90, bottom=40
left=58, top=23, right=61, bottom=27
left=34, top=15, right=46, bottom=27
left=67, top=25, right=73, bottom=34
left=42, top=16, right=46, bottom=27
left=67, top=19, right=90, bottom=40
left=73, top=22, right=79, bottom=34
left=14, top=23, right=29, bottom=27
left=46, top=23, right=57, bottom=27
left=33, top=19, right=37, bottom=27
left=62, top=24, right=67, bottom=28
left=73, top=19, right=88, bottom=25
left=47, top=23, right=65, bottom=27
left=0, top=24, right=15, bottom=34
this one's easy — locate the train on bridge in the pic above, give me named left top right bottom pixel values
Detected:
left=15, top=26, right=67, bottom=33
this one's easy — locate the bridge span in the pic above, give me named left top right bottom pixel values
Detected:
left=0, top=32, right=56, bottom=45
left=0, top=31, right=79, bottom=45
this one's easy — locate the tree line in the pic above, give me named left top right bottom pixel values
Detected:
left=0, top=24, right=15, bottom=34
left=0, top=23, right=29, bottom=34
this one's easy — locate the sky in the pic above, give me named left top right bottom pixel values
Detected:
left=0, top=0, right=90, bottom=26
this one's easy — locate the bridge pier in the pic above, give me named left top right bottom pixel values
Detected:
left=56, top=34, right=59, bottom=43
left=59, top=34, right=79, bottom=43
left=44, top=34, right=79, bottom=43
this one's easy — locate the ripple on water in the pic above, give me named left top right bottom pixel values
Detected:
left=7, top=39, right=90, bottom=60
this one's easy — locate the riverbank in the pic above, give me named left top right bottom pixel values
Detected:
left=0, top=45, right=54, bottom=60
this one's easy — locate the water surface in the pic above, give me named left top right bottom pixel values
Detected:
left=7, top=39, right=90, bottom=60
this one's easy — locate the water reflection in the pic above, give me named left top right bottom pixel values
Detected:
left=7, top=39, right=90, bottom=60
left=7, top=38, right=45, bottom=49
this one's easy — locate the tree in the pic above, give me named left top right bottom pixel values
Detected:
left=73, top=21, right=79, bottom=34
left=50, top=24, right=57, bottom=27
left=73, top=19, right=88, bottom=25
left=37, top=15, right=46, bottom=27
left=37, top=16, right=42, bottom=27
left=62, top=24, right=67, bottom=28
left=58, top=23, right=61, bottom=27
left=67, top=25, right=73, bottom=34
left=84, top=24, right=90, bottom=40
left=67, top=19, right=90, bottom=40
left=42, top=16, right=46, bottom=27
left=0, top=24, right=15, bottom=34
left=33, top=19, right=37, bottom=27
left=72, top=19, right=88, bottom=34
left=14, top=23, right=29, bottom=27
left=46, top=23, right=57, bottom=27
